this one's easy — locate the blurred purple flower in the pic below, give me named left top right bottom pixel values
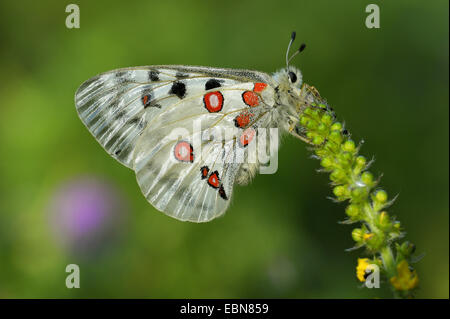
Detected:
left=49, top=177, right=127, bottom=255
left=266, top=255, right=298, bottom=292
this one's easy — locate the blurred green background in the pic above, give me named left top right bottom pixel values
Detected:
left=0, top=0, right=448, bottom=298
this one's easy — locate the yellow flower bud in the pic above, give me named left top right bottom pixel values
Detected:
left=330, top=122, right=342, bottom=131
left=363, top=233, right=374, bottom=241
left=356, top=258, right=370, bottom=282
left=374, top=190, right=388, bottom=203
left=390, top=260, right=419, bottom=291
left=342, top=140, right=356, bottom=153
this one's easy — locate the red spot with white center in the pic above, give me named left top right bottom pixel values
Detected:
left=174, top=141, right=193, bottom=163
left=234, top=111, right=254, bottom=128
left=207, top=171, right=220, bottom=188
left=240, top=128, right=256, bottom=147
left=253, top=82, right=267, bottom=93
left=242, top=91, right=259, bottom=107
left=203, top=91, right=224, bottom=113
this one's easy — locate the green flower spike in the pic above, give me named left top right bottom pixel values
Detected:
left=297, top=86, right=420, bottom=298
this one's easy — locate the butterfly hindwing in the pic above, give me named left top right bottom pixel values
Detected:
left=133, top=127, right=241, bottom=222
left=132, top=83, right=274, bottom=222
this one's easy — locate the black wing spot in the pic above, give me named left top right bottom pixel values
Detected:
left=218, top=185, right=228, bottom=200
left=205, top=79, right=222, bottom=90
left=115, top=71, right=126, bottom=78
left=115, top=71, right=129, bottom=83
left=170, top=81, right=186, bottom=99
left=149, top=70, right=160, bottom=81
left=115, top=150, right=121, bottom=155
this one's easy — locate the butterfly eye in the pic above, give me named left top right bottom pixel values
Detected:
left=288, top=71, right=297, bottom=83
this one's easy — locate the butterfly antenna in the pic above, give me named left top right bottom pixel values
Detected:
left=286, top=31, right=296, bottom=69
left=288, top=43, right=306, bottom=65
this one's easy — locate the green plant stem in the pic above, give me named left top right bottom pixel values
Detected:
left=380, top=246, right=396, bottom=278
left=297, top=90, right=420, bottom=298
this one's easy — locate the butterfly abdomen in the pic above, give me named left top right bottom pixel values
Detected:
left=236, top=163, right=259, bottom=185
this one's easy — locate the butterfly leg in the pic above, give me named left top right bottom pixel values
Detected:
left=289, top=129, right=316, bottom=145
left=287, top=119, right=317, bottom=146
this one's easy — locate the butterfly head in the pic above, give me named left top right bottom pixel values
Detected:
left=270, top=33, right=318, bottom=135
left=271, top=66, right=303, bottom=101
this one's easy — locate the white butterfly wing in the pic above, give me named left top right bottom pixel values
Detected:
left=75, top=67, right=210, bottom=167
left=133, top=128, right=240, bottom=222
left=133, top=80, right=274, bottom=222
left=75, top=65, right=275, bottom=222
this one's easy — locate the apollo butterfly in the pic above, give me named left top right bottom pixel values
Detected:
left=75, top=32, right=329, bottom=222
